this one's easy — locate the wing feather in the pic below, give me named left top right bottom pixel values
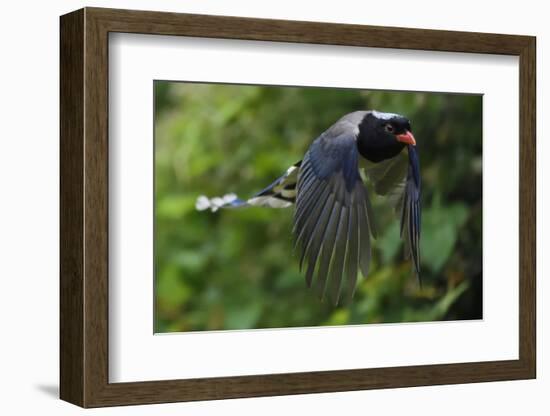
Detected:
left=327, top=205, right=349, bottom=305
left=343, top=203, right=360, bottom=303
left=363, top=150, right=408, bottom=196
left=293, top=178, right=328, bottom=238
left=357, top=197, right=372, bottom=279
left=314, top=199, right=343, bottom=300
left=296, top=184, right=332, bottom=268
left=304, top=193, right=336, bottom=287
left=400, top=145, right=421, bottom=279
left=295, top=127, right=375, bottom=304
left=364, top=144, right=421, bottom=281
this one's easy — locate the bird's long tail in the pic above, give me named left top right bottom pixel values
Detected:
left=195, top=161, right=302, bottom=212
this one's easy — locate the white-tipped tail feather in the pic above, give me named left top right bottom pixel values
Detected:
left=195, top=193, right=239, bottom=212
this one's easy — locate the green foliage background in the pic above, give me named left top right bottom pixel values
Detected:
left=154, top=81, right=482, bottom=333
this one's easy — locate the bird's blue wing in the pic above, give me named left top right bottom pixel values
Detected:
left=400, top=145, right=421, bottom=279
left=364, top=145, right=422, bottom=281
left=294, top=130, right=376, bottom=305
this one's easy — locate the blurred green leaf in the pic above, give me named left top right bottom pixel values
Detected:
left=225, top=301, right=263, bottom=330
left=421, top=194, right=469, bottom=273
left=157, top=195, right=197, bottom=219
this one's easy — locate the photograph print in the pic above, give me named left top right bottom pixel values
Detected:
left=154, top=81, right=482, bottom=333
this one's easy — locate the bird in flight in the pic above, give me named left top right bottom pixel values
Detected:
left=196, top=110, right=421, bottom=305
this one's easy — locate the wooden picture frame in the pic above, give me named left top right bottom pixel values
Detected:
left=60, top=7, right=536, bottom=408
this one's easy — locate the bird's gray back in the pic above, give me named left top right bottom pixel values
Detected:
left=324, top=111, right=369, bottom=139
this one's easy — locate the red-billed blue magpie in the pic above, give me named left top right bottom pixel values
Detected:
left=196, top=110, right=421, bottom=304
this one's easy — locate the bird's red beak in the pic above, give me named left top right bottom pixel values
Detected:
left=396, top=131, right=416, bottom=146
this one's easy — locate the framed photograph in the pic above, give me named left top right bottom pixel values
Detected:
left=60, top=7, right=536, bottom=408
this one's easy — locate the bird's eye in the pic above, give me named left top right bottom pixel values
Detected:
left=384, top=124, right=395, bottom=133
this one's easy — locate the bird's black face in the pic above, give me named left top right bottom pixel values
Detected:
left=357, top=111, right=416, bottom=163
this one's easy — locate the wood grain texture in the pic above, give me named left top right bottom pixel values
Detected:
left=59, top=7, right=537, bottom=408
left=89, top=7, right=532, bottom=54
left=518, top=38, right=536, bottom=376
left=59, top=8, right=84, bottom=406
left=82, top=11, right=111, bottom=406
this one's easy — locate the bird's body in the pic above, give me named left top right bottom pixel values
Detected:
left=196, top=110, right=421, bottom=305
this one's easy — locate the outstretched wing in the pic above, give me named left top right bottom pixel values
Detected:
left=400, top=145, right=421, bottom=277
left=363, top=145, right=421, bottom=280
left=362, top=148, right=408, bottom=199
left=294, top=128, right=376, bottom=305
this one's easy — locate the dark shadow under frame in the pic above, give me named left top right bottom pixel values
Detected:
left=60, top=7, right=536, bottom=408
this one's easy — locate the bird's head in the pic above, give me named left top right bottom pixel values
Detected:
left=370, top=110, right=415, bottom=145
left=357, top=110, right=416, bottom=162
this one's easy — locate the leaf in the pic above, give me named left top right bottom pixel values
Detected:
left=378, top=221, right=402, bottom=264
left=420, top=194, right=469, bottom=273
left=157, top=266, right=191, bottom=310
left=157, top=195, right=197, bottom=219
left=224, top=301, right=263, bottom=330
left=402, top=280, right=470, bottom=322
left=431, top=280, right=470, bottom=318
